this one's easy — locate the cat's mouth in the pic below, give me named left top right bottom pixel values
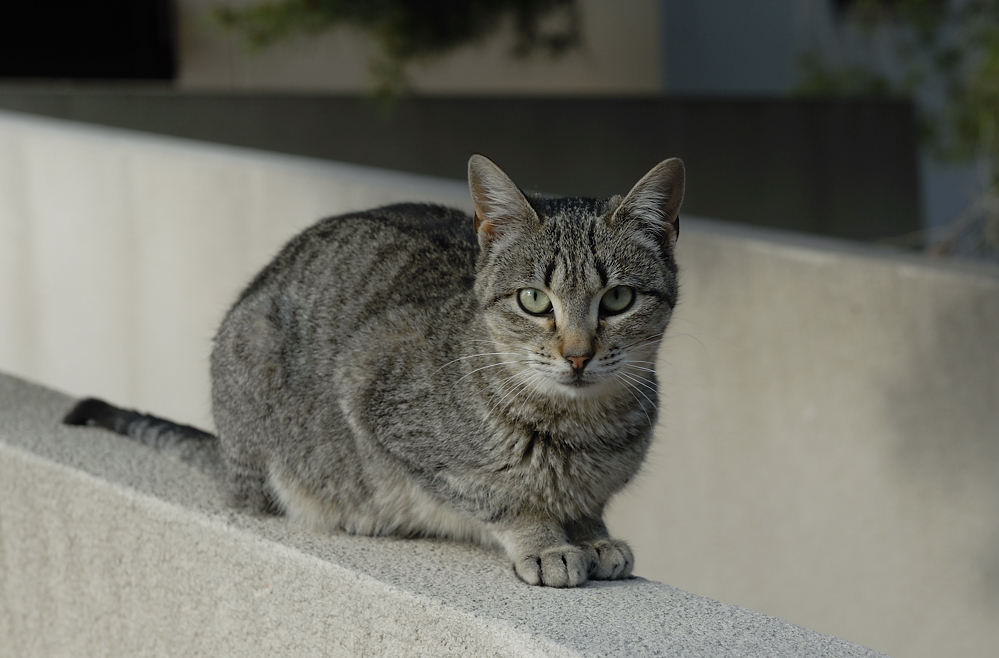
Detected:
left=561, top=369, right=597, bottom=390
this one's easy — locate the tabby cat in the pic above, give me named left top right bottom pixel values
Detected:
left=64, top=154, right=685, bottom=588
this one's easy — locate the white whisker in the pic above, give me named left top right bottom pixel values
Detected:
left=619, top=370, right=657, bottom=392
left=621, top=332, right=666, bottom=351
left=492, top=369, right=532, bottom=401
left=620, top=380, right=659, bottom=421
left=625, top=338, right=666, bottom=352
left=468, top=338, right=514, bottom=347
left=473, top=369, right=545, bottom=438
left=431, top=351, right=525, bottom=377
left=494, top=370, right=543, bottom=415
left=615, top=374, right=654, bottom=429
left=449, top=360, right=528, bottom=392
left=619, top=371, right=659, bottom=412
left=666, top=331, right=709, bottom=354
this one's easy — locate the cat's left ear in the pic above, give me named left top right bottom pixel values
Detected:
left=611, top=157, right=685, bottom=250
left=468, top=154, right=539, bottom=251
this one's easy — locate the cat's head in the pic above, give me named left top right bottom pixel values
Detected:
left=468, top=155, right=684, bottom=400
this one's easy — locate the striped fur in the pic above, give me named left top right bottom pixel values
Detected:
left=65, top=155, right=685, bottom=588
left=63, top=398, right=224, bottom=479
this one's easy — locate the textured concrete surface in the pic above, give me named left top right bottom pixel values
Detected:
left=1, top=109, right=997, bottom=657
left=0, top=372, right=886, bottom=657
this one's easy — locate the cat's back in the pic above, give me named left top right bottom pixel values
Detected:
left=212, top=202, right=479, bottom=393
left=234, top=203, right=477, bottom=312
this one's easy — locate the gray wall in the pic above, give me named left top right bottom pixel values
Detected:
left=662, top=0, right=803, bottom=93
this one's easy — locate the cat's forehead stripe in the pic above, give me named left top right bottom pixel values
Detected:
left=543, top=223, right=603, bottom=294
left=531, top=209, right=605, bottom=293
left=544, top=259, right=556, bottom=288
left=586, top=216, right=609, bottom=287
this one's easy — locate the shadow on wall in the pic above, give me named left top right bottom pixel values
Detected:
left=879, top=273, right=999, bottom=610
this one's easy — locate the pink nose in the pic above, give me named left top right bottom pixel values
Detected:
left=567, top=355, right=591, bottom=371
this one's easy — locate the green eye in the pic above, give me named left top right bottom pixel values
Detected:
left=600, top=286, right=635, bottom=314
left=518, top=288, right=552, bottom=315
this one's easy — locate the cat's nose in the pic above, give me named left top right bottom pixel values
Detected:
left=564, top=347, right=594, bottom=372
left=562, top=335, right=594, bottom=372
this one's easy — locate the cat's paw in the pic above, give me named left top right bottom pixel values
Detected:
left=581, top=538, right=634, bottom=580
left=513, top=545, right=589, bottom=588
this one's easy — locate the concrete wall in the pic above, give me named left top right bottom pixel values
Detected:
left=176, top=0, right=662, bottom=94
left=1, top=110, right=997, bottom=657
left=611, top=223, right=999, bottom=658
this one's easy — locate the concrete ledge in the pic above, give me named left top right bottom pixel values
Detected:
left=0, top=372, right=884, bottom=657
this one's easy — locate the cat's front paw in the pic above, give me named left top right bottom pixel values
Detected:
left=581, top=538, right=634, bottom=580
left=513, top=545, right=588, bottom=588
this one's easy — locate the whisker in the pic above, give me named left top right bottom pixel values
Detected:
left=492, top=371, right=525, bottom=390
left=653, top=360, right=706, bottom=392
left=619, top=370, right=657, bottom=392
left=620, top=332, right=666, bottom=351
left=624, top=338, right=666, bottom=353
left=431, top=351, right=525, bottom=377
left=474, top=369, right=545, bottom=439
left=448, top=360, right=529, bottom=392
left=615, top=374, right=654, bottom=429
left=493, top=371, right=542, bottom=415
left=665, top=331, right=709, bottom=354
left=487, top=375, right=528, bottom=413
left=466, top=338, right=524, bottom=351
left=492, top=368, right=532, bottom=399
left=619, top=374, right=659, bottom=418
left=515, top=371, right=547, bottom=411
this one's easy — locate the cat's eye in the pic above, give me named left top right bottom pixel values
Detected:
left=600, top=286, right=635, bottom=315
left=518, top=288, right=553, bottom=315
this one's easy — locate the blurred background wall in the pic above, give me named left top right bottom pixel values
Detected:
left=0, top=0, right=930, bottom=244
left=167, top=0, right=977, bottom=241
left=1, top=0, right=984, bottom=251
left=177, top=0, right=663, bottom=94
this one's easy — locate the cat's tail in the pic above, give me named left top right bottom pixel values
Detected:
left=63, top=398, right=223, bottom=475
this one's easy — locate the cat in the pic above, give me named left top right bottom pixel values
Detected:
left=64, top=154, right=685, bottom=588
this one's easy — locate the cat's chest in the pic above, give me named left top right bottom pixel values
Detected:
left=477, top=417, right=648, bottom=513
left=336, top=338, right=649, bottom=514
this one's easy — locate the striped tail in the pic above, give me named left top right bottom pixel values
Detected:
left=63, top=398, right=222, bottom=474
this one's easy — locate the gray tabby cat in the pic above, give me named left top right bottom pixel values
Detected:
left=64, top=154, right=685, bottom=588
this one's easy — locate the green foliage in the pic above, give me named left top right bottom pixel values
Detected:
left=841, top=0, right=949, bottom=42
left=214, top=0, right=580, bottom=96
left=795, top=52, right=898, bottom=97
left=799, top=0, right=999, bottom=257
left=799, top=0, right=999, bottom=162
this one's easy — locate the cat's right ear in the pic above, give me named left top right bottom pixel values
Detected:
left=468, top=155, right=539, bottom=251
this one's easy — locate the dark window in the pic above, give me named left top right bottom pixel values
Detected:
left=0, top=1, right=175, bottom=80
